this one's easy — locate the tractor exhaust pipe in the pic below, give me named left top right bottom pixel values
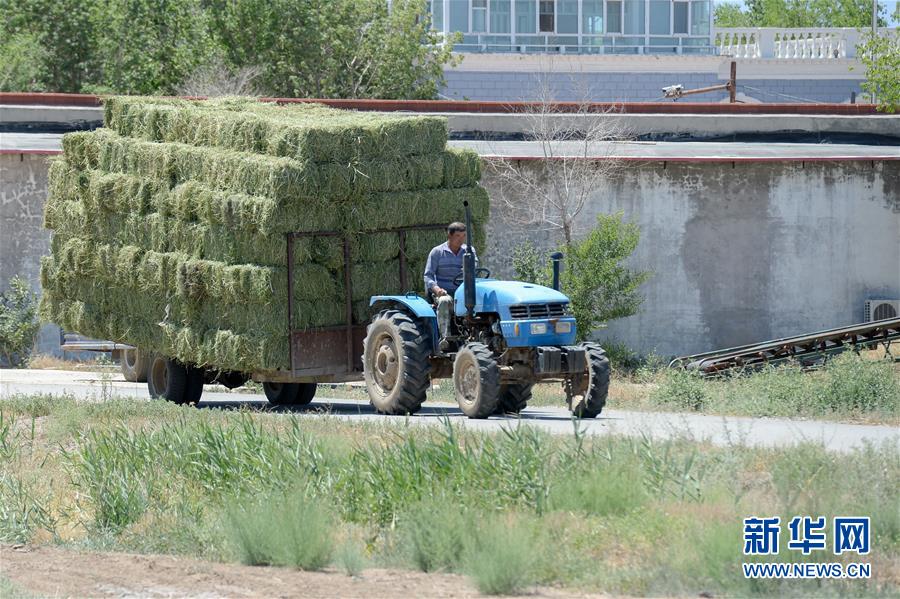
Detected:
left=463, top=201, right=476, bottom=318
left=550, top=252, right=564, bottom=291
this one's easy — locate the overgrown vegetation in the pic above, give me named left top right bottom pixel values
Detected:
left=0, top=0, right=456, bottom=98
left=653, top=352, right=900, bottom=419
left=0, top=276, right=40, bottom=368
left=512, top=213, right=650, bottom=341
left=857, top=28, right=900, bottom=113
left=0, top=395, right=897, bottom=596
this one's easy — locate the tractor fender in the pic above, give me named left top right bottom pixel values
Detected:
left=369, top=295, right=439, bottom=353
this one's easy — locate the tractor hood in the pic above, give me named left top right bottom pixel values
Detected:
left=454, top=279, right=570, bottom=317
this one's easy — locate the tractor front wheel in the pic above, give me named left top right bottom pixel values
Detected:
left=496, top=383, right=533, bottom=414
left=363, top=310, right=431, bottom=415
left=453, top=342, right=500, bottom=419
left=263, top=382, right=316, bottom=406
left=565, top=342, right=610, bottom=418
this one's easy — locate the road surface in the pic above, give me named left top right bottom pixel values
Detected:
left=1, top=369, right=897, bottom=453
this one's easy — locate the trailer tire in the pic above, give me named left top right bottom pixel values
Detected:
left=496, top=383, right=533, bottom=414
left=363, top=310, right=430, bottom=415
left=263, top=382, right=316, bottom=406
left=453, top=342, right=500, bottom=419
left=565, top=342, right=609, bottom=418
left=120, top=348, right=150, bottom=383
left=148, top=356, right=204, bottom=405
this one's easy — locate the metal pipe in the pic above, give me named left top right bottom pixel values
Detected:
left=463, top=201, right=476, bottom=318
left=550, top=251, right=563, bottom=291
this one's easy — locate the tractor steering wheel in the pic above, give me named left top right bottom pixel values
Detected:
left=453, top=267, right=491, bottom=287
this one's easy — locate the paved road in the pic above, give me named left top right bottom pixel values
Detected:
left=2, top=369, right=897, bottom=453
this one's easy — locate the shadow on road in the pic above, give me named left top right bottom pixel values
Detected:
left=197, top=397, right=618, bottom=422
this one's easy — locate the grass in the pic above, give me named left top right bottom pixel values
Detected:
left=0, top=393, right=897, bottom=596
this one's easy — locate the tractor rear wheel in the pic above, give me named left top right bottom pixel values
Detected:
left=263, top=382, right=316, bottom=406
left=453, top=342, right=500, bottom=419
left=363, top=310, right=431, bottom=415
left=496, top=383, right=533, bottom=414
left=565, top=342, right=610, bottom=418
left=147, top=356, right=204, bottom=405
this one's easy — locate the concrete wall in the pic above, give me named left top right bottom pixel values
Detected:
left=2, top=152, right=898, bottom=359
left=481, top=160, right=900, bottom=356
left=0, top=153, right=61, bottom=355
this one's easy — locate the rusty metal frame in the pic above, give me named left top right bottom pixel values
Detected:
left=286, top=224, right=447, bottom=378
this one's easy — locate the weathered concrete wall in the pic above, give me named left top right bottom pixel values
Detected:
left=481, top=160, right=900, bottom=356
left=0, top=153, right=60, bottom=355
left=2, top=152, right=898, bottom=358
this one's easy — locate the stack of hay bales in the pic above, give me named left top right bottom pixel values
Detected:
left=40, top=97, right=488, bottom=373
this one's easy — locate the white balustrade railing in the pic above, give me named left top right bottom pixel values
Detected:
left=715, top=27, right=897, bottom=60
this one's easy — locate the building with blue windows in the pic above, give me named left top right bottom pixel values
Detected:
left=427, top=0, right=713, bottom=55
left=424, top=0, right=886, bottom=103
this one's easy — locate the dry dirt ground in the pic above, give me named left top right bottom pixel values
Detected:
left=0, top=545, right=607, bottom=598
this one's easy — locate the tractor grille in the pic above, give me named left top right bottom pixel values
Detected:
left=509, top=303, right=569, bottom=319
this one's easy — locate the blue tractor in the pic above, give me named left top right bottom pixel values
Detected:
left=364, top=202, right=610, bottom=419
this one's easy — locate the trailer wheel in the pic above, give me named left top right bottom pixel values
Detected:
left=453, top=342, right=499, bottom=419
left=496, top=382, right=533, bottom=414
left=363, top=310, right=430, bottom=415
left=565, top=342, right=609, bottom=418
left=147, top=356, right=204, bottom=405
left=120, top=348, right=150, bottom=383
left=263, top=382, right=316, bottom=406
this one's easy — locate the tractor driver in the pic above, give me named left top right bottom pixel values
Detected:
left=424, top=221, right=477, bottom=342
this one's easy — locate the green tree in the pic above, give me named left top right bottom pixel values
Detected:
left=91, top=0, right=217, bottom=95
left=728, top=0, right=885, bottom=27
left=204, top=0, right=457, bottom=99
left=0, top=0, right=99, bottom=92
left=512, top=214, right=650, bottom=342
left=0, top=277, right=40, bottom=368
left=857, top=29, right=900, bottom=112
left=714, top=2, right=752, bottom=27
left=0, top=32, right=46, bottom=92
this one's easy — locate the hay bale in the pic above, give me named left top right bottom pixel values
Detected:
left=104, top=96, right=448, bottom=164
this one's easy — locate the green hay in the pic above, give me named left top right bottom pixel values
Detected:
left=61, top=129, right=476, bottom=203
left=103, top=96, right=448, bottom=164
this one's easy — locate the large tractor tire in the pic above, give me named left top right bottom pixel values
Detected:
left=120, top=347, right=150, bottom=383
left=565, top=342, right=610, bottom=418
left=147, top=356, right=204, bottom=405
left=363, top=310, right=431, bottom=415
left=263, top=382, right=316, bottom=406
left=453, top=342, right=500, bottom=419
left=496, top=383, right=533, bottom=414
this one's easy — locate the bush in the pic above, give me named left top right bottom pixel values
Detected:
left=822, top=352, right=899, bottom=413
left=463, top=516, right=538, bottom=595
left=402, top=497, right=469, bottom=572
left=652, top=368, right=710, bottom=411
left=0, top=276, right=40, bottom=368
left=512, top=213, right=650, bottom=342
left=225, top=486, right=334, bottom=570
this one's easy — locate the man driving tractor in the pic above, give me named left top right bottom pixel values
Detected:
left=423, top=221, right=477, bottom=343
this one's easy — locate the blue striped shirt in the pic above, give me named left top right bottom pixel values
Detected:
left=423, top=242, right=477, bottom=295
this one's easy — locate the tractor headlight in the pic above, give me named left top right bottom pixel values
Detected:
left=530, top=322, right=548, bottom=335
left=555, top=321, right=572, bottom=334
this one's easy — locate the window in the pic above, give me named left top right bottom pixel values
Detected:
left=516, top=0, right=536, bottom=33
left=472, top=0, right=487, bottom=32
left=427, top=0, right=444, bottom=29
left=449, top=0, right=468, bottom=31
left=539, top=0, right=555, bottom=32
left=607, top=0, right=622, bottom=33
left=649, top=1, right=670, bottom=35
left=582, top=0, right=603, bottom=34
left=623, top=0, right=644, bottom=35
left=557, top=0, right=578, bottom=33
left=691, top=0, right=710, bottom=35
left=491, top=0, right=511, bottom=33
left=674, top=2, right=688, bottom=34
